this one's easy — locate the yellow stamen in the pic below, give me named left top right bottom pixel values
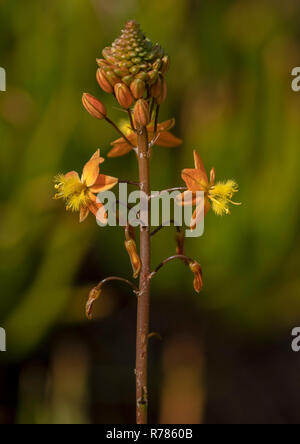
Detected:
left=208, top=180, right=240, bottom=216
left=53, top=174, right=90, bottom=212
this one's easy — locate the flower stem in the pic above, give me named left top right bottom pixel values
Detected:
left=136, top=124, right=151, bottom=424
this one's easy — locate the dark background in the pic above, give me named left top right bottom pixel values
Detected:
left=1, top=0, right=300, bottom=424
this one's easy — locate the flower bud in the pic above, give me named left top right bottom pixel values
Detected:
left=133, top=99, right=150, bottom=127
left=82, top=93, right=107, bottom=119
left=125, top=239, right=141, bottom=279
left=150, top=76, right=163, bottom=99
left=106, top=70, right=120, bottom=86
left=122, top=75, right=134, bottom=86
left=96, top=68, right=113, bottom=93
left=147, top=69, right=159, bottom=85
left=96, top=58, right=111, bottom=68
left=130, top=78, right=145, bottom=99
left=114, top=82, right=134, bottom=109
left=86, top=286, right=102, bottom=320
left=189, top=261, right=203, bottom=293
left=161, top=55, right=170, bottom=75
left=156, top=77, right=167, bottom=105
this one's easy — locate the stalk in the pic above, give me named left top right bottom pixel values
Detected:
left=136, top=124, right=151, bottom=424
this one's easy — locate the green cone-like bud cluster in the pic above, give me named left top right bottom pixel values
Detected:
left=96, top=20, right=169, bottom=103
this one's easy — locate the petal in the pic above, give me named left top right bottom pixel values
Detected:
left=155, top=131, right=182, bottom=147
left=87, top=193, right=108, bottom=224
left=111, top=133, right=136, bottom=146
left=107, top=144, right=132, bottom=158
left=190, top=197, right=210, bottom=230
left=64, top=171, right=80, bottom=180
left=90, top=149, right=105, bottom=162
left=81, top=155, right=104, bottom=187
left=182, top=168, right=208, bottom=191
left=158, top=118, right=176, bottom=132
left=193, top=150, right=208, bottom=182
left=89, top=174, right=118, bottom=193
left=79, top=206, right=89, bottom=223
left=210, top=168, right=216, bottom=186
left=148, top=118, right=175, bottom=132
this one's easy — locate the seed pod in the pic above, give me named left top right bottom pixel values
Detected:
left=189, top=261, right=203, bottom=293
left=156, top=77, right=167, bottom=105
left=125, top=239, right=141, bottom=279
left=133, top=99, right=150, bottom=127
left=96, top=69, right=113, bottom=94
left=82, top=93, right=107, bottom=119
left=86, top=286, right=101, bottom=320
left=130, top=78, right=145, bottom=99
left=114, top=82, right=134, bottom=109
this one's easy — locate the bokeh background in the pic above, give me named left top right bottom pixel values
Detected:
left=1, top=0, right=300, bottom=424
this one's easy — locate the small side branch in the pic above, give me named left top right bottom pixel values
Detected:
left=153, top=104, right=160, bottom=137
left=149, top=254, right=193, bottom=280
left=119, top=180, right=141, bottom=188
left=128, top=109, right=136, bottom=132
left=150, top=220, right=181, bottom=237
left=86, top=277, right=139, bottom=320
left=153, top=187, right=187, bottom=196
left=105, top=116, right=135, bottom=148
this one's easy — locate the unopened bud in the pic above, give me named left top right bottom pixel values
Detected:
left=82, top=93, right=107, bottom=119
left=161, top=55, right=170, bottom=75
left=86, top=286, right=102, bottom=320
left=96, top=68, right=113, bottom=94
left=130, top=78, right=146, bottom=99
left=156, top=77, right=167, bottom=105
left=150, top=76, right=163, bottom=99
left=133, top=99, right=150, bottom=127
left=147, top=69, right=159, bottom=85
left=125, top=240, right=141, bottom=279
left=189, top=261, right=203, bottom=293
left=114, top=83, right=134, bottom=109
left=106, top=70, right=120, bottom=86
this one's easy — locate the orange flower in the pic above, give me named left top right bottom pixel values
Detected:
left=54, top=149, right=118, bottom=223
left=107, top=118, right=182, bottom=158
left=178, top=150, right=240, bottom=229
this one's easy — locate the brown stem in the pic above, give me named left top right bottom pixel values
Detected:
left=136, top=124, right=151, bottom=424
left=153, top=104, right=160, bottom=137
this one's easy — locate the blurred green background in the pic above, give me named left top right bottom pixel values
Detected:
left=1, top=0, right=300, bottom=424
